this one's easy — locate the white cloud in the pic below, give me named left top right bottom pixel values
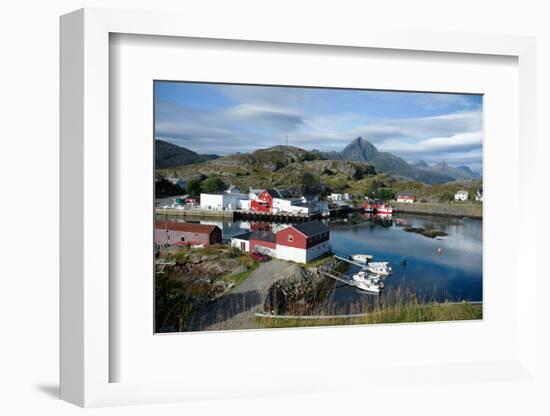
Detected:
left=155, top=88, right=483, bottom=170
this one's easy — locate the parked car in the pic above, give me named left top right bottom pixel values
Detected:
left=251, top=252, right=270, bottom=262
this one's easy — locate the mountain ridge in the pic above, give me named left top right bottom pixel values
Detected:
left=322, top=137, right=455, bottom=184
left=411, top=159, right=480, bottom=181
left=155, top=139, right=219, bottom=169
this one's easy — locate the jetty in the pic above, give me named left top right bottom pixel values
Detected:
left=318, top=256, right=362, bottom=287
left=318, top=255, right=391, bottom=293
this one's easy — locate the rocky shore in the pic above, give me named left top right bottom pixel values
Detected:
left=263, top=267, right=334, bottom=316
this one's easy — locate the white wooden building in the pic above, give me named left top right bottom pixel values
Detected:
left=454, top=190, right=469, bottom=201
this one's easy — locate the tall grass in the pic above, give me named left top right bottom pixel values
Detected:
left=256, top=302, right=482, bottom=329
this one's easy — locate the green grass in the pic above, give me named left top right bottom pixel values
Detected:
left=223, top=262, right=259, bottom=286
left=305, top=254, right=333, bottom=268
left=256, top=302, right=482, bottom=328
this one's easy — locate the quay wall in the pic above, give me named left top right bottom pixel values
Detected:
left=156, top=208, right=235, bottom=221
left=391, top=202, right=482, bottom=219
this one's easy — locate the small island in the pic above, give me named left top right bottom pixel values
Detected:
left=403, top=226, right=448, bottom=239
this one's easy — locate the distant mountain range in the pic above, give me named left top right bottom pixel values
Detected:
left=155, top=139, right=219, bottom=168
left=410, top=160, right=480, bottom=181
left=322, top=137, right=480, bottom=184
left=156, top=137, right=479, bottom=184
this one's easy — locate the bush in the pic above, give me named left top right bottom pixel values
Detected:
left=186, top=179, right=202, bottom=197
left=202, top=177, right=226, bottom=193
left=439, top=191, right=454, bottom=202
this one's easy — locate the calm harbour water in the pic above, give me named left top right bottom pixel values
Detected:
left=328, top=213, right=482, bottom=309
left=199, top=212, right=483, bottom=311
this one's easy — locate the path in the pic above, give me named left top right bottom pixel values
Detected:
left=186, top=259, right=303, bottom=331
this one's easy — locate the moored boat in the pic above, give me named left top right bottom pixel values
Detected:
left=350, top=253, right=373, bottom=264
left=364, top=263, right=392, bottom=276
left=376, top=203, right=393, bottom=215
left=355, top=280, right=381, bottom=294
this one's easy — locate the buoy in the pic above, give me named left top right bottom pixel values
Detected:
left=437, top=247, right=443, bottom=255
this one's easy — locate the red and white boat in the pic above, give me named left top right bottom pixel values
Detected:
left=376, top=203, right=393, bottom=215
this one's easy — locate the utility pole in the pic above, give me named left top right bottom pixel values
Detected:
left=286, top=135, right=288, bottom=147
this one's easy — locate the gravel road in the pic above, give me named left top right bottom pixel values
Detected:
left=187, top=259, right=303, bottom=331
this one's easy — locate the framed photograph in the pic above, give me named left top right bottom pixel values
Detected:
left=152, top=81, right=484, bottom=334
left=60, top=8, right=539, bottom=408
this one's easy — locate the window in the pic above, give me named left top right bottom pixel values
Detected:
left=288, top=234, right=293, bottom=242
left=181, top=237, right=185, bottom=242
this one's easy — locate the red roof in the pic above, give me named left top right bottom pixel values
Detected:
left=155, top=221, right=218, bottom=235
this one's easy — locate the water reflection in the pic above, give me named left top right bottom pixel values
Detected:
left=169, top=211, right=482, bottom=307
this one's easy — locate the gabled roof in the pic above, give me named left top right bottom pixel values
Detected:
left=264, top=188, right=293, bottom=198
left=225, top=185, right=241, bottom=193
left=276, top=188, right=293, bottom=198
left=290, top=221, right=329, bottom=237
left=155, top=221, right=219, bottom=234
left=302, top=194, right=319, bottom=202
left=396, top=190, right=415, bottom=197
left=232, top=232, right=252, bottom=241
left=250, top=230, right=277, bottom=243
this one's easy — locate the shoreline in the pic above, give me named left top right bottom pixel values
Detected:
left=156, top=201, right=483, bottom=223
left=390, top=202, right=482, bottom=219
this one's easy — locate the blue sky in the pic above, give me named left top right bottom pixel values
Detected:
left=154, top=81, right=483, bottom=172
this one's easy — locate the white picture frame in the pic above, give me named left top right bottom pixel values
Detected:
left=60, top=8, right=539, bottom=408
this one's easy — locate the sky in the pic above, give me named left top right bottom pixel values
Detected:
left=154, top=81, right=483, bottom=172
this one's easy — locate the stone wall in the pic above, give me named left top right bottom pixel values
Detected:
left=392, top=202, right=482, bottom=218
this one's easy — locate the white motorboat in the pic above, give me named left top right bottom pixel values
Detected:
left=365, top=263, right=392, bottom=275
left=350, top=254, right=373, bottom=264
left=368, top=261, right=390, bottom=267
left=366, top=274, right=383, bottom=283
left=355, top=280, right=381, bottom=294
left=352, top=271, right=369, bottom=283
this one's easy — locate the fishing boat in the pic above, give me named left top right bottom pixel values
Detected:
left=362, top=200, right=375, bottom=213
left=349, top=254, right=373, bottom=264
left=376, top=203, right=393, bottom=215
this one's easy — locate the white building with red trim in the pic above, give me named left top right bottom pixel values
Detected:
left=396, top=190, right=416, bottom=203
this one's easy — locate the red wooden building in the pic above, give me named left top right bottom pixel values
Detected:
left=275, top=222, right=330, bottom=263
left=249, top=230, right=277, bottom=257
left=250, top=189, right=293, bottom=213
left=155, top=221, right=222, bottom=246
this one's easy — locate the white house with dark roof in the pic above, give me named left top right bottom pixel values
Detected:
left=225, top=185, right=242, bottom=194
left=230, top=232, right=251, bottom=252
left=166, top=177, right=187, bottom=189
left=454, top=190, right=469, bottom=201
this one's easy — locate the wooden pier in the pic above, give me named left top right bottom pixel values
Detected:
left=234, top=210, right=321, bottom=223
left=318, top=255, right=384, bottom=293
left=155, top=207, right=235, bottom=220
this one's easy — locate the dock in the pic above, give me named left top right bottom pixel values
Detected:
left=156, top=207, right=235, bottom=220
left=318, top=255, right=387, bottom=293
left=318, top=257, right=361, bottom=288
left=156, top=205, right=356, bottom=223
left=234, top=210, right=320, bottom=223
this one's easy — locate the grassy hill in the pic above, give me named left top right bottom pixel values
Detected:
left=155, top=139, right=219, bottom=168
left=156, top=144, right=482, bottom=202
